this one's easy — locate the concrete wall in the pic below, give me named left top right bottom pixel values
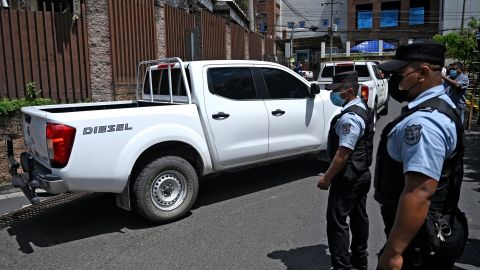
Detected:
left=86, top=0, right=114, bottom=102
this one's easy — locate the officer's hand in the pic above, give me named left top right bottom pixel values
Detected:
left=377, top=251, right=403, bottom=270
left=317, top=174, right=331, bottom=190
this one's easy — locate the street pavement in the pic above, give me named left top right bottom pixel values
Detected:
left=0, top=100, right=479, bottom=270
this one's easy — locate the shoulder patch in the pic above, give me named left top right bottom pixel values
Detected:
left=341, top=123, right=352, bottom=134
left=404, top=124, right=422, bottom=145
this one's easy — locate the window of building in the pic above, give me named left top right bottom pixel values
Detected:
left=409, top=0, right=428, bottom=26
left=287, top=21, right=295, bottom=29
left=261, top=68, right=308, bottom=99
left=409, top=7, right=425, bottom=25
left=356, top=4, right=373, bottom=29
left=322, top=19, right=329, bottom=27
left=380, top=1, right=400, bottom=27
left=334, top=18, right=341, bottom=28
left=208, top=68, right=257, bottom=100
left=380, top=10, right=398, bottom=27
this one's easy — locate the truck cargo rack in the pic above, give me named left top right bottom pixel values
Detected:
left=135, top=57, right=192, bottom=104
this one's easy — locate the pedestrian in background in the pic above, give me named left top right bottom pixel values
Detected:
left=443, top=62, right=469, bottom=125
left=317, top=71, right=374, bottom=270
left=375, top=43, right=468, bottom=270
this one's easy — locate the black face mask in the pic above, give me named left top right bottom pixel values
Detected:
left=388, top=74, right=409, bottom=103
left=388, top=70, right=420, bottom=103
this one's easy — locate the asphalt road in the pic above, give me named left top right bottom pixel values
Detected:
left=0, top=99, right=479, bottom=270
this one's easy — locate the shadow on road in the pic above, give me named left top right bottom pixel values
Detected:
left=0, top=156, right=328, bottom=254
left=268, top=244, right=331, bottom=270
left=0, top=193, right=152, bottom=254
left=464, top=130, right=480, bottom=191
left=194, top=156, right=328, bottom=208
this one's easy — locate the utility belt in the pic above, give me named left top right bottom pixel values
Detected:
left=382, top=206, right=468, bottom=266
left=421, top=208, right=468, bottom=257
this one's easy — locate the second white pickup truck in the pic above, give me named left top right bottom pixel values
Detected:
left=7, top=58, right=340, bottom=223
left=317, top=61, right=389, bottom=125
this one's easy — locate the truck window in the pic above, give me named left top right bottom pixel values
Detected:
left=372, top=65, right=383, bottom=80
left=208, top=68, right=257, bottom=100
left=261, top=68, right=309, bottom=99
left=321, top=65, right=370, bottom=78
left=143, top=68, right=191, bottom=96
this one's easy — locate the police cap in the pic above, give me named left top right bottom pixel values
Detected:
left=325, top=71, right=358, bottom=90
left=378, top=42, right=446, bottom=73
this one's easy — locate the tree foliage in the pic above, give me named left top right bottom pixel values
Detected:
left=433, top=18, right=479, bottom=64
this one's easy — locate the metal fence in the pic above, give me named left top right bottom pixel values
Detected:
left=0, top=3, right=90, bottom=102
left=201, top=10, right=226, bottom=60
left=109, top=0, right=156, bottom=85
left=249, top=32, right=262, bottom=60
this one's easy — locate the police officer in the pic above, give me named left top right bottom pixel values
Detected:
left=317, top=71, right=374, bottom=270
left=375, top=43, right=468, bottom=270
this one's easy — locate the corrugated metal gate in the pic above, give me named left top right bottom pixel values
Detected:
left=230, top=23, right=245, bottom=60
left=201, top=10, right=226, bottom=60
left=249, top=32, right=262, bottom=60
left=109, top=0, right=156, bottom=84
left=0, top=3, right=90, bottom=102
left=164, top=4, right=196, bottom=60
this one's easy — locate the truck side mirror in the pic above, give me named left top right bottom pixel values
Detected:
left=310, top=83, right=320, bottom=97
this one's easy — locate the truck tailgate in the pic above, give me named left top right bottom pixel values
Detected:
left=21, top=107, right=51, bottom=169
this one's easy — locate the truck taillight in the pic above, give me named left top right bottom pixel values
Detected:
left=360, top=85, right=369, bottom=102
left=46, top=123, right=76, bottom=168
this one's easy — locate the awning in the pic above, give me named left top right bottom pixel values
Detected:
left=351, top=40, right=395, bottom=53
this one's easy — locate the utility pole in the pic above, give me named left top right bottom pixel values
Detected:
left=461, top=0, right=466, bottom=31
left=321, top=1, right=343, bottom=61
left=248, top=0, right=254, bottom=32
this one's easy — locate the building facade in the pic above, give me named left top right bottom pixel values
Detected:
left=439, top=0, right=480, bottom=34
left=347, top=0, right=440, bottom=46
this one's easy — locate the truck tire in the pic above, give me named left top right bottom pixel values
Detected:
left=132, top=156, right=198, bottom=223
left=373, top=99, right=378, bottom=128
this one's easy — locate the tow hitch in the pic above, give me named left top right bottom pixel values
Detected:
left=6, top=137, right=40, bottom=205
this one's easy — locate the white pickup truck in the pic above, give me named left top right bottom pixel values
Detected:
left=7, top=58, right=340, bottom=223
left=316, top=61, right=389, bottom=124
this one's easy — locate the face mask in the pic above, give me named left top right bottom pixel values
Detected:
left=388, top=69, right=420, bottom=103
left=450, top=69, right=457, bottom=78
left=330, top=91, right=346, bottom=107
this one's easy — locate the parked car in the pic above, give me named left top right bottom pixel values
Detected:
left=316, top=61, right=389, bottom=125
left=7, top=58, right=341, bottom=223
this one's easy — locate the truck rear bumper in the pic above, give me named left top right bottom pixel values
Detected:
left=6, top=138, right=67, bottom=205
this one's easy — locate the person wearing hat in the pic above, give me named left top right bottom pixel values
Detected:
left=374, top=42, right=468, bottom=270
left=443, top=62, right=469, bottom=125
left=317, top=71, right=374, bottom=270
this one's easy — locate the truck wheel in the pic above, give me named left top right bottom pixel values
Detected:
left=132, top=156, right=198, bottom=223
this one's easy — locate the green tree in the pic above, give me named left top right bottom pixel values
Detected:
left=236, top=0, right=248, bottom=14
left=433, top=18, right=479, bottom=64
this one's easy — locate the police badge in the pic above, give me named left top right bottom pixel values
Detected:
left=405, top=124, right=422, bottom=145
left=341, top=123, right=352, bottom=134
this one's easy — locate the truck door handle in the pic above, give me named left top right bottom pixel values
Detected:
left=271, top=109, right=285, bottom=116
left=212, top=112, right=230, bottom=120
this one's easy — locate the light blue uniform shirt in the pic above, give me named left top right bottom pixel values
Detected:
left=387, top=85, right=458, bottom=181
left=336, top=97, right=366, bottom=150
